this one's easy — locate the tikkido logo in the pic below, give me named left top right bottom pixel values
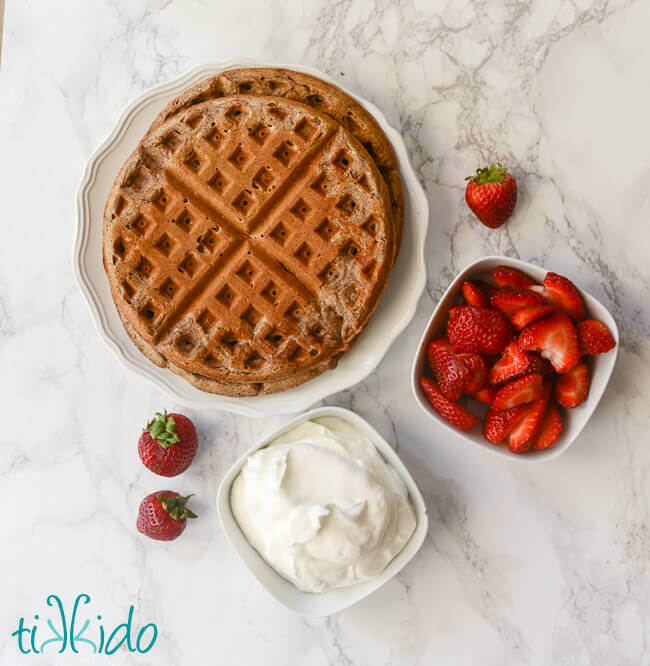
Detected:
left=11, top=594, right=158, bottom=656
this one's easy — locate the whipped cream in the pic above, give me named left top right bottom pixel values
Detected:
left=230, top=416, right=416, bottom=593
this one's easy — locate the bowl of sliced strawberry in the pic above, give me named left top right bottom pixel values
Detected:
left=411, top=256, right=619, bottom=460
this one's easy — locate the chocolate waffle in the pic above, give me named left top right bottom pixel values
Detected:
left=103, top=95, right=395, bottom=395
left=150, top=67, right=404, bottom=256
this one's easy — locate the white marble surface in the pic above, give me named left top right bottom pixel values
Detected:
left=1, top=0, right=650, bottom=664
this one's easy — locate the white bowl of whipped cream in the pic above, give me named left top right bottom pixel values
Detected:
left=216, top=406, right=428, bottom=616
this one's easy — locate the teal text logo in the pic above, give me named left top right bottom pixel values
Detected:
left=11, top=594, right=158, bottom=655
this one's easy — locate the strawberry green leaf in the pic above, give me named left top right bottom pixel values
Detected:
left=157, top=493, right=198, bottom=522
left=144, top=411, right=180, bottom=448
left=465, top=163, right=508, bottom=184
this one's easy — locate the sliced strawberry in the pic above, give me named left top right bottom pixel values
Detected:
left=427, top=338, right=453, bottom=374
left=420, top=377, right=480, bottom=431
left=484, top=404, right=529, bottom=443
left=447, top=305, right=513, bottom=355
left=461, top=281, right=490, bottom=307
left=472, top=385, right=497, bottom=404
left=532, top=402, right=563, bottom=450
left=457, top=353, right=487, bottom=393
left=506, top=382, right=551, bottom=452
left=542, top=272, right=585, bottom=321
left=577, top=319, right=616, bottom=355
left=511, top=304, right=556, bottom=330
left=493, top=265, right=536, bottom=289
left=518, top=311, right=580, bottom=374
left=488, top=340, right=548, bottom=385
left=429, top=346, right=471, bottom=400
left=492, top=373, right=544, bottom=410
left=554, top=360, right=590, bottom=408
left=490, top=289, right=545, bottom=318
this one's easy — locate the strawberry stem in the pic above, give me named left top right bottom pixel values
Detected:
left=158, top=494, right=198, bottom=522
left=465, top=163, right=508, bottom=184
left=144, top=411, right=180, bottom=449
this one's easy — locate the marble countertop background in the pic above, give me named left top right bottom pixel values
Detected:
left=2, top=0, right=650, bottom=664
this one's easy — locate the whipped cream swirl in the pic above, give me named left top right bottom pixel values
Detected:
left=230, top=416, right=416, bottom=593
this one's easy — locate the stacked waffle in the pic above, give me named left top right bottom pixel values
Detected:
left=103, top=68, right=403, bottom=395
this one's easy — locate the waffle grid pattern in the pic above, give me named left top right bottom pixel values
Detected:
left=105, top=96, right=392, bottom=384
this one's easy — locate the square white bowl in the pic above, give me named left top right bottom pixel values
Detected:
left=411, top=256, right=619, bottom=462
left=216, top=406, right=428, bottom=616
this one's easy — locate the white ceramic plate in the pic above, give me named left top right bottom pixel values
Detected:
left=216, top=406, right=428, bottom=617
left=411, top=256, right=619, bottom=462
left=73, top=59, right=428, bottom=417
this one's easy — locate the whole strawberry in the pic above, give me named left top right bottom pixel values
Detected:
left=138, top=411, right=198, bottom=477
left=465, top=163, right=517, bottom=229
left=136, top=491, right=197, bottom=541
left=447, top=305, right=512, bottom=355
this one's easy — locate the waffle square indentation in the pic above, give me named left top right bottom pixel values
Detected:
left=332, top=149, right=352, bottom=171
left=197, top=308, right=216, bottom=333
left=252, top=166, right=275, bottom=192
left=159, top=277, right=179, bottom=299
left=235, top=259, right=256, bottom=285
left=294, top=117, right=318, bottom=142
left=175, top=210, right=193, bottom=234
left=273, top=141, right=296, bottom=167
left=154, top=233, right=175, bottom=257
left=228, top=146, right=251, bottom=171
left=310, top=173, right=330, bottom=197
left=290, top=198, right=311, bottom=221
left=184, top=150, right=201, bottom=171
left=178, top=253, right=197, bottom=277
left=261, top=280, right=280, bottom=306
left=249, top=123, right=270, bottom=146
left=293, top=242, right=314, bottom=266
left=232, top=190, right=255, bottom=217
left=361, top=215, right=378, bottom=237
left=208, top=170, right=230, bottom=194
left=269, top=221, right=290, bottom=246
left=315, top=218, right=337, bottom=241
left=336, top=195, right=358, bottom=217
left=242, top=305, right=261, bottom=328
left=129, top=214, right=150, bottom=237
left=136, top=256, right=154, bottom=279
left=216, top=284, right=237, bottom=309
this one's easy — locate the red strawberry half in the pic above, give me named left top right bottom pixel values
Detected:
left=420, top=377, right=479, bottom=431
left=490, top=289, right=545, bottom=318
left=541, top=272, right=585, bottom=321
left=518, top=312, right=580, bottom=374
left=554, top=360, right=590, bottom=408
left=462, top=281, right=490, bottom=308
left=458, top=353, right=487, bottom=393
left=136, top=491, right=197, bottom=541
left=447, top=305, right=512, bottom=355
left=511, top=304, right=556, bottom=330
left=492, top=373, right=545, bottom=410
left=427, top=337, right=453, bottom=373
left=577, top=319, right=616, bottom=355
left=138, top=411, right=199, bottom=477
left=532, top=402, right=563, bottom=450
left=488, top=340, right=549, bottom=385
left=493, top=265, right=536, bottom=289
left=506, top=382, right=551, bottom=453
left=484, top=404, right=529, bottom=443
left=429, top=346, right=471, bottom=400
